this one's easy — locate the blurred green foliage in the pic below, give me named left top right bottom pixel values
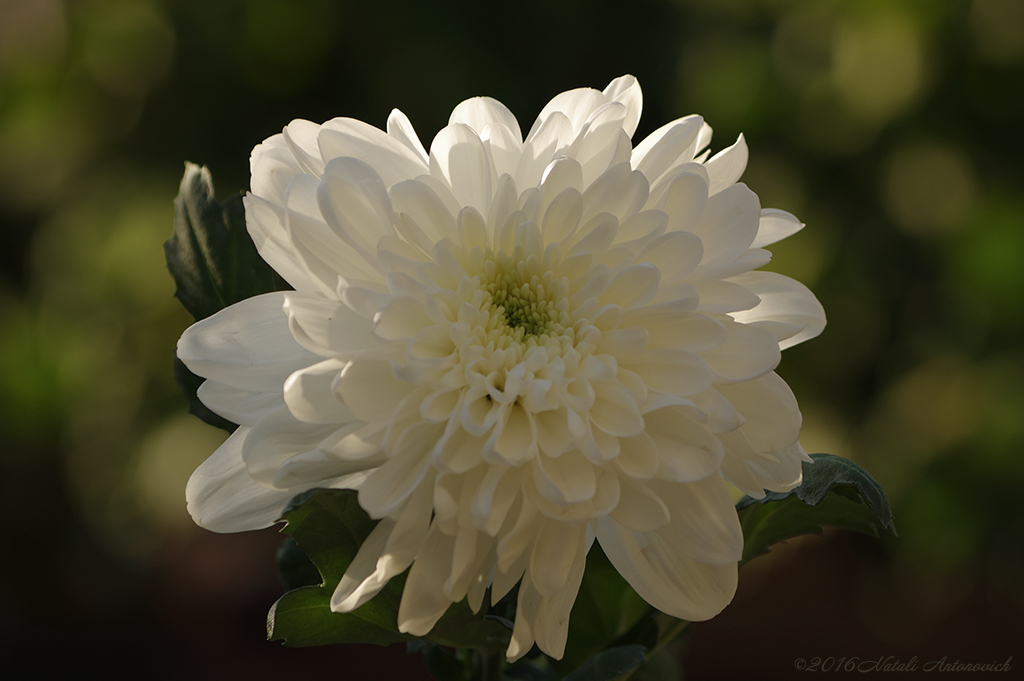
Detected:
left=0, top=0, right=1022, bottom=673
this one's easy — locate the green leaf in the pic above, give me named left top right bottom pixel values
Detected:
left=165, top=162, right=284, bottom=322
left=736, top=453, right=896, bottom=565
left=562, top=645, right=647, bottom=681
left=276, top=536, right=321, bottom=591
left=267, top=488, right=511, bottom=653
left=165, top=162, right=288, bottom=432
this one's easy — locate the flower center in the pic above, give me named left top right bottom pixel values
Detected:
left=476, top=250, right=571, bottom=345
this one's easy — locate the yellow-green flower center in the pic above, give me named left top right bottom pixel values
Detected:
left=476, top=250, right=571, bottom=344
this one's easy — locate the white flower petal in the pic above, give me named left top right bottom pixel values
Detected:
left=482, top=123, right=524, bottom=181
left=317, top=157, right=396, bottom=267
left=691, top=183, right=759, bottom=266
left=729, top=271, right=826, bottom=349
left=614, top=210, right=668, bottom=250
left=691, top=247, right=772, bottom=280
left=359, top=422, right=443, bottom=518
left=596, top=327, right=648, bottom=357
left=186, top=426, right=306, bottom=532
left=283, top=292, right=376, bottom=358
left=527, top=467, right=621, bottom=525
left=244, top=193, right=319, bottom=291
left=701, top=319, right=781, bottom=383
left=445, top=524, right=494, bottom=603
left=250, top=134, right=303, bottom=205
left=333, top=479, right=434, bottom=611
left=616, top=432, right=659, bottom=480
left=271, top=446, right=381, bottom=489
left=335, top=358, right=415, bottom=422
left=619, top=348, right=713, bottom=397
left=241, top=405, right=339, bottom=486
left=487, top=404, right=534, bottom=465
left=389, top=179, right=459, bottom=244
left=496, top=493, right=540, bottom=573
left=372, top=295, right=434, bottom=341
left=282, top=358, right=352, bottom=424
left=692, top=279, right=761, bottom=313
left=318, top=117, right=428, bottom=187
left=717, top=372, right=801, bottom=454
left=632, top=115, right=705, bottom=185
left=331, top=518, right=398, bottom=611
left=532, top=87, right=609, bottom=138
left=196, top=381, right=282, bottom=426
left=487, top=173, right=519, bottom=240
left=718, top=436, right=773, bottom=498
left=644, top=406, right=724, bottom=482
left=590, top=381, right=645, bottom=437
left=745, top=440, right=809, bottom=493
left=529, top=520, right=585, bottom=597
left=540, top=156, right=584, bottom=213
left=581, top=162, right=649, bottom=224
left=534, top=449, right=597, bottom=507
left=516, top=111, right=574, bottom=190
left=704, top=134, right=748, bottom=196
left=609, top=476, right=670, bottom=531
left=641, top=312, right=726, bottom=353
left=337, top=279, right=392, bottom=319
left=282, top=118, right=325, bottom=176
left=566, top=214, right=618, bottom=260
left=472, top=464, right=525, bottom=535
left=430, top=123, right=495, bottom=215
left=178, top=292, right=316, bottom=393
left=542, top=187, right=584, bottom=244
left=450, top=96, right=523, bottom=143
left=571, top=101, right=629, bottom=187
left=398, top=522, right=458, bottom=635
left=752, top=208, right=804, bottom=248
left=413, top=172, right=465, bottom=217
left=660, top=168, right=709, bottom=236
left=285, top=174, right=381, bottom=293
left=601, top=263, right=660, bottom=309
left=597, top=516, right=738, bottom=621
left=457, top=207, right=489, bottom=254
left=603, top=74, right=643, bottom=137
left=387, top=108, right=429, bottom=164
left=319, top=420, right=387, bottom=462
left=649, top=475, right=743, bottom=564
left=531, top=529, right=589, bottom=659
left=506, top=573, right=541, bottom=662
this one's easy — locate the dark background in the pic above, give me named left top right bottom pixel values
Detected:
left=1, top=0, right=1022, bottom=678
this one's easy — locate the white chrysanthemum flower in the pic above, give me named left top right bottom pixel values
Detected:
left=179, top=75, right=825, bottom=660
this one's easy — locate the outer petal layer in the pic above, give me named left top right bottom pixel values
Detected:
left=597, top=514, right=738, bottom=621
left=186, top=427, right=305, bottom=532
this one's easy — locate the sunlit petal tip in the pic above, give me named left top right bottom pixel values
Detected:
left=603, top=74, right=643, bottom=138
